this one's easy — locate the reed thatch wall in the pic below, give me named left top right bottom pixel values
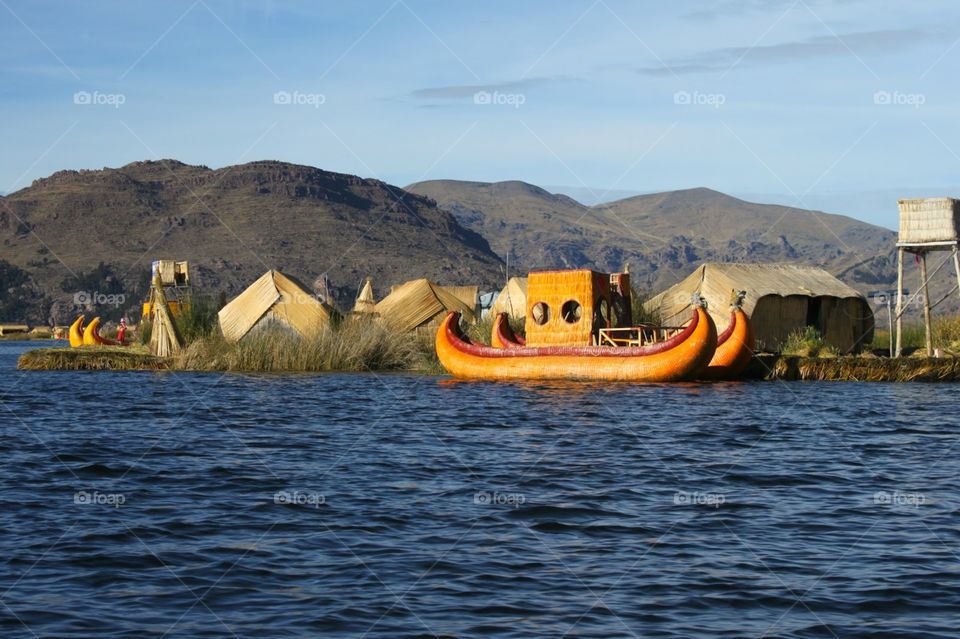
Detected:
left=897, top=197, right=960, bottom=244
left=525, top=270, right=609, bottom=346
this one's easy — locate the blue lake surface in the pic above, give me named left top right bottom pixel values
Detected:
left=1, top=340, right=958, bottom=638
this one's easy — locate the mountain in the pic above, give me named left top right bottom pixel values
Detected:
left=0, top=160, right=504, bottom=323
left=405, top=181, right=899, bottom=296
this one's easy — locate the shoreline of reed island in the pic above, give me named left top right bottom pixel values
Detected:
left=15, top=311, right=960, bottom=381
left=18, top=346, right=960, bottom=382
left=15, top=338, right=960, bottom=384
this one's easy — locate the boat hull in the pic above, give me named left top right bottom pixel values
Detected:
left=438, top=308, right=717, bottom=382
left=699, top=308, right=754, bottom=379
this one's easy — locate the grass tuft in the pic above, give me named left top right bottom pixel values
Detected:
left=781, top=326, right=839, bottom=358
left=174, top=316, right=439, bottom=373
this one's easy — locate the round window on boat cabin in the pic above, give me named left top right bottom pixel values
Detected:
left=561, top=300, right=582, bottom=323
left=531, top=302, right=550, bottom=325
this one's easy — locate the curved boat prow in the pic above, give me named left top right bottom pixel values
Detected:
left=69, top=315, right=86, bottom=348
left=437, top=307, right=717, bottom=382
left=82, top=317, right=118, bottom=346
left=699, top=307, right=755, bottom=380
left=490, top=312, right=525, bottom=349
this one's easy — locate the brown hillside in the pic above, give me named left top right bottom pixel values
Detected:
left=406, top=180, right=900, bottom=296
left=0, top=160, right=504, bottom=323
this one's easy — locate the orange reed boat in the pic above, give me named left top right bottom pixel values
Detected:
left=437, top=269, right=718, bottom=382
left=437, top=306, right=716, bottom=382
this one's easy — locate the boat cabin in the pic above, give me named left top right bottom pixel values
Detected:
left=524, top=269, right=633, bottom=347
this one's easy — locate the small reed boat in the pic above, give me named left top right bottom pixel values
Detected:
left=436, top=269, right=718, bottom=382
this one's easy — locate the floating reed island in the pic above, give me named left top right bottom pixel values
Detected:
left=18, top=343, right=960, bottom=382
left=14, top=262, right=960, bottom=382
left=17, top=346, right=171, bottom=371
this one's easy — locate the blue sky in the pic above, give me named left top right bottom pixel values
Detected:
left=1, top=0, right=958, bottom=229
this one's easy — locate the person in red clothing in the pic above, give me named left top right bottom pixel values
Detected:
left=116, top=318, right=127, bottom=344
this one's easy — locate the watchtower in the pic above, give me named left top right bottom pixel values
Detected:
left=142, top=260, right=191, bottom=319
left=894, top=198, right=960, bottom=356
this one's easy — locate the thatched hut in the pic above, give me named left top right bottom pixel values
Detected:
left=374, top=279, right=476, bottom=333
left=0, top=324, right=29, bottom=336
left=218, top=270, right=335, bottom=342
left=352, top=277, right=376, bottom=315
left=645, top=263, right=874, bottom=353
left=442, top=286, right=480, bottom=317
left=490, top=277, right=528, bottom=319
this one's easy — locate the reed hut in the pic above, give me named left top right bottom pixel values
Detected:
left=490, top=277, right=528, bottom=319
left=0, top=324, right=29, bottom=336
left=645, top=263, right=874, bottom=353
left=352, top=277, right=376, bottom=315
left=442, top=286, right=480, bottom=317
left=218, top=270, right=334, bottom=342
left=374, top=279, right=476, bottom=333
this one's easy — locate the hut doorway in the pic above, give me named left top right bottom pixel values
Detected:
left=806, top=298, right=822, bottom=331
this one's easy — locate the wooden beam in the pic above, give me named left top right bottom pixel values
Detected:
left=919, top=251, right=933, bottom=357
left=895, top=247, right=904, bottom=357
left=953, top=245, right=960, bottom=305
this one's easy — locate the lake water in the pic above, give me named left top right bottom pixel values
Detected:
left=1, top=341, right=958, bottom=638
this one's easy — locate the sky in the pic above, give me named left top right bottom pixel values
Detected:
left=1, top=0, right=959, bottom=230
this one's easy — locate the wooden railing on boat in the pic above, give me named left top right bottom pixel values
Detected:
left=597, top=324, right=686, bottom=347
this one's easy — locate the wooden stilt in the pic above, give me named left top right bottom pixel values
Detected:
left=895, top=247, right=904, bottom=357
left=952, top=245, right=960, bottom=304
left=919, top=251, right=933, bottom=357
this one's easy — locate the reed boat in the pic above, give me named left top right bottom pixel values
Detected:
left=437, top=269, right=718, bottom=382
left=438, top=306, right=716, bottom=382
left=699, top=306, right=755, bottom=380
left=492, top=307, right=752, bottom=378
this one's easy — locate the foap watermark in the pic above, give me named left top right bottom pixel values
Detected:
left=74, top=490, right=125, bottom=508
left=674, top=490, right=726, bottom=508
left=473, top=90, right=526, bottom=109
left=874, top=490, right=926, bottom=509
left=674, top=90, right=725, bottom=109
left=74, top=291, right=126, bottom=308
left=73, top=90, right=126, bottom=109
left=873, top=90, right=925, bottom=109
left=474, top=490, right=526, bottom=508
left=274, top=490, right=326, bottom=508
left=273, top=90, right=326, bottom=108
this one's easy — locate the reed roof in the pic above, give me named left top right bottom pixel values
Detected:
left=646, top=263, right=865, bottom=323
left=352, top=277, right=376, bottom=314
left=490, top=277, right=528, bottom=318
left=442, top=285, right=479, bottom=310
left=218, top=270, right=333, bottom=342
left=374, top=278, right=476, bottom=332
